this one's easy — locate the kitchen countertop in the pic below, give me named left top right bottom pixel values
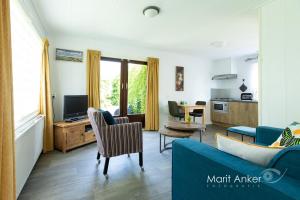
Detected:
left=211, top=99, right=258, bottom=103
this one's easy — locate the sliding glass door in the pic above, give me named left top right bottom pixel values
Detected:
left=100, top=57, right=147, bottom=125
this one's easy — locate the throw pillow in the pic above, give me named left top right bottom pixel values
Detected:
left=101, top=111, right=116, bottom=125
left=270, top=122, right=300, bottom=147
left=216, top=134, right=282, bottom=167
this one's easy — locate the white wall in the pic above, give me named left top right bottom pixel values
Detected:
left=15, top=116, right=44, bottom=197
left=48, top=35, right=213, bottom=126
left=212, top=55, right=259, bottom=99
left=260, top=0, right=300, bottom=127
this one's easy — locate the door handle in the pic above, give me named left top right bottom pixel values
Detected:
left=122, top=83, right=124, bottom=89
left=126, top=83, right=128, bottom=90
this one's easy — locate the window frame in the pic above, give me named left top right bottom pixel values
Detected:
left=10, top=0, right=43, bottom=131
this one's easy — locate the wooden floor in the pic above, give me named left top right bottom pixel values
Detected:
left=18, top=125, right=252, bottom=200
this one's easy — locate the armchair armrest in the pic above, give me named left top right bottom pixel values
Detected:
left=114, top=117, right=129, bottom=124
left=256, top=126, right=284, bottom=146
left=101, top=122, right=143, bottom=157
left=267, top=145, right=300, bottom=180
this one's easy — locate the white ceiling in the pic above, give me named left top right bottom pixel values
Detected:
left=31, top=0, right=273, bottom=59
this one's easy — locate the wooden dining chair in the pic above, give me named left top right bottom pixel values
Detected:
left=189, top=101, right=206, bottom=123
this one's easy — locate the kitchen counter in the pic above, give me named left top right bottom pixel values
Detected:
left=211, top=99, right=258, bottom=103
left=211, top=100, right=258, bottom=127
left=229, top=100, right=258, bottom=103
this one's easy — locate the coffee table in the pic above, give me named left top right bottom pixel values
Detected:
left=159, top=121, right=206, bottom=153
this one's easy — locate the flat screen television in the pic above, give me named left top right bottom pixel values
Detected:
left=63, top=95, right=88, bottom=120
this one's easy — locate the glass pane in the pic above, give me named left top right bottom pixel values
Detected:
left=100, top=60, right=121, bottom=116
left=128, top=63, right=147, bottom=114
left=10, top=0, right=42, bottom=128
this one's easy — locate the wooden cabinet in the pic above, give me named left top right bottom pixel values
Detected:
left=233, top=102, right=258, bottom=127
left=211, top=111, right=230, bottom=124
left=211, top=101, right=258, bottom=127
left=54, top=119, right=96, bottom=153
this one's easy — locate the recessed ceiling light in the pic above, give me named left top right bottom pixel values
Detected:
left=210, top=41, right=226, bottom=48
left=143, top=6, right=160, bottom=18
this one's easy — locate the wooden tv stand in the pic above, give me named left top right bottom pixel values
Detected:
left=54, top=119, right=96, bottom=153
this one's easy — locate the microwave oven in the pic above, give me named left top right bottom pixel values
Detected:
left=212, top=101, right=229, bottom=113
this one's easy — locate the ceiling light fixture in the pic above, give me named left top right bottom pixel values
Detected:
left=143, top=6, right=160, bottom=18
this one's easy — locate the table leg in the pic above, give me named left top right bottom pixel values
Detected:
left=184, top=107, right=189, bottom=122
left=200, top=129, right=202, bottom=142
left=159, top=134, right=162, bottom=153
left=202, top=108, right=205, bottom=125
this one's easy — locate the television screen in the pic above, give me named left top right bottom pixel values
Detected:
left=63, top=95, right=88, bottom=119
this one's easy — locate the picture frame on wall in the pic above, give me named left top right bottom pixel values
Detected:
left=175, top=66, right=184, bottom=91
left=56, top=48, right=83, bottom=62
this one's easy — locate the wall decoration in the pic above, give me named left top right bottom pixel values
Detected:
left=56, top=48, right=83, bottom=62
left=239, top=79, right=248, bottom=92
left=175, top=66, right=184, bottom=91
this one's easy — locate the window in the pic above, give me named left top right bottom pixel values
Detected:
left=10, top=1, right=42, bottom=129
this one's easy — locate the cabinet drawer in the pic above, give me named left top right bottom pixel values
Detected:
left=84, top=131, right=96, bottom=142
left=66, top=126, right=84, bottom=148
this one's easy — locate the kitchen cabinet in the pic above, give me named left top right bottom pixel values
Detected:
left=211, top=111, right=230, bottom=124
left=211, top=101, right=258, bottom=127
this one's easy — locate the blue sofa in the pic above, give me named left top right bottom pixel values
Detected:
left=172, top=126, right=300, bottom=200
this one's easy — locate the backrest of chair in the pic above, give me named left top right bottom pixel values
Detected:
left=193, top=101, right=206, bottom=113
left=168, top=101, right=179, bottom=116
left=87, top=107, right=106, bottom=155
left=196, top=101, right=206, bottom=106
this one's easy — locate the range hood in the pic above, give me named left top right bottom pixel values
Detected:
left=211, top=58, right=238, bottom=80
left=212, top=74, right=237, bottom=80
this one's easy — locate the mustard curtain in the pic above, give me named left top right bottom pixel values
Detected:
left=86, top=50, right=101, bottom=108
left=40, top=38, right=54, bottom=153
left=145, top=57, right=159, bottom=131
left=0, top=0, right=16, bottom=198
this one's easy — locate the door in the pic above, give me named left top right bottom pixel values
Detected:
left=126, top=61, right=147, bottom=126
left=100, top=57, right=147, bottom=126
left=100, top=58, right=122, bottom=116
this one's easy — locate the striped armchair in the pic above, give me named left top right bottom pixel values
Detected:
left=87, top=108, right=143, bottom=177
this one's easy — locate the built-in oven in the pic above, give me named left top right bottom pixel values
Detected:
left=212, top=101, right=229, bottom=113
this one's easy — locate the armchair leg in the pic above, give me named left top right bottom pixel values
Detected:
left=139, top=152, right=144, bottom=171
left=96, top=152, right=101, bottom=164
left=103, top=158, right=110, bottom=176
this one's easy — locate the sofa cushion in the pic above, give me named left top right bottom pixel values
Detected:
left=270, top=122, right=300, bottom=147
left=216, top=134, right=282, bottom=166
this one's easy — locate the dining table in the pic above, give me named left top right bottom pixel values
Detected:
left=178, top=104, right=206, bottom=125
